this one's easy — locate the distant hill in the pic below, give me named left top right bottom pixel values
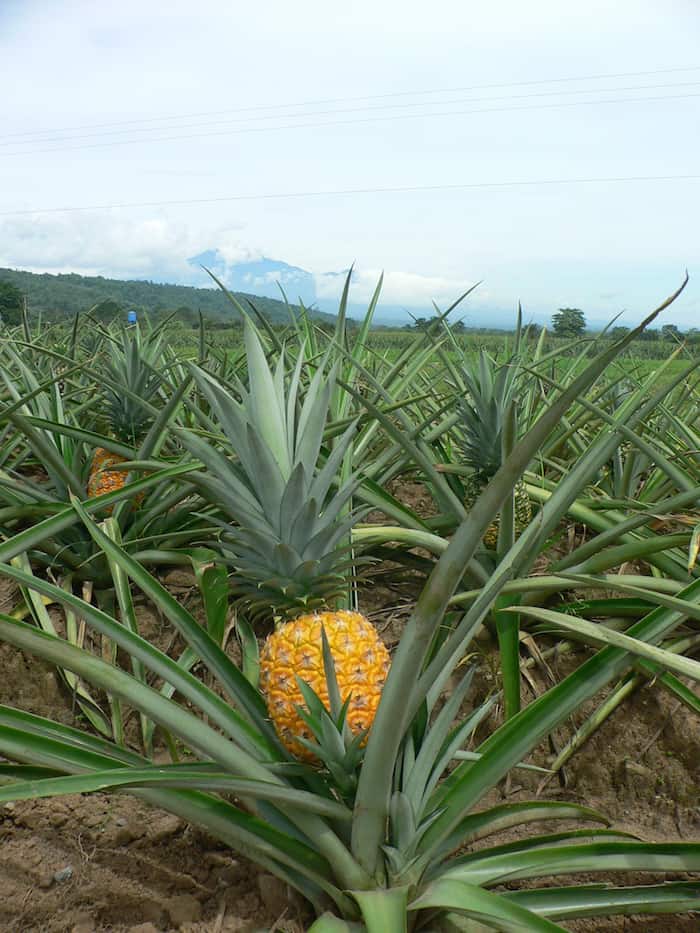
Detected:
left=189, top=251, right=319, bottom=306
left=185, top=250, right=542, bottom=328
left=0, top=266, right=336, bottom=325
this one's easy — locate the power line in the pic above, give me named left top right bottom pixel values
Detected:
left=2, top=79, right=699, bottom=149
left=2, top=90, right=699, bottom=159
left=4, top=63, right=700, bottom=141
left=2, top=174, right=698, bottom=218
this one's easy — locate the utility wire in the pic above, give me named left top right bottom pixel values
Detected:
left=2, top=90, right=699, bottom=159
left=2, top=79, right=699, bottom=149
left=2, top=174, right=698, bottom=218
left=4, top=63, right=700, bottom=141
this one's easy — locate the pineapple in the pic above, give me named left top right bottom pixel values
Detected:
left=87, top=324, right=163, bottom=506
left=462, top=472, right=531, bottom=548
left=260, top=610, right=389, bottom=761
left=457, top=350, right=532, bottom=548
left=87, top=449, right=135, bottom=500
left=188, top=323, right=390, bottom=761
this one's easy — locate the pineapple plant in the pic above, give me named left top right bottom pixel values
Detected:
left=185, top=321, right=390, bottom=760
left=0, top=278, right=699, bottom=930
left=457, top=349, right=532, bottom=547
left=87, top=323, right=164, bottom=506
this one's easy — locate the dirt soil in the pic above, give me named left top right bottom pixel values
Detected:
left=1, top=555, right=699, bottom=931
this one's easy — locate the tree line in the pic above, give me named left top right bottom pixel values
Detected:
left=402, top=306, right=697, bottom=342
left=0, top=268, right=326, bottom=327
left=1, top=277, right=696, bottom=343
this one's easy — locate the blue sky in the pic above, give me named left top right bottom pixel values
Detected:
left=1, top=0, right=699, bottom=327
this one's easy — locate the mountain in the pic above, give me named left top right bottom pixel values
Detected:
left=0, top=266, right=336, bottom=325
left=186, top=250, right=523, bottom=327
left=2, top=258, right=559, bottom=332
left=188, top=251, right=318, bottom=306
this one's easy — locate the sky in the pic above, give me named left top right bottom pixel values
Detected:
left=1, top=0, right=699, bottom=327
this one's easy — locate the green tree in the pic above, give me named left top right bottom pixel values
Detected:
left=0, top=280, right=24, bottom=325
left=661, top=323, right=681, bottom=340
left=610, top=326, right=631, bottom=341
left=637, top=328, right=657, bottom=341
left=174, top=305, right=198, bottom=326
left=524, top=322, right=543, bottom=339
left=552, top=307, right=586, bottom=338
left=0, top=266, right=318, bottom=326
left=91, top=298, right=124, bottom=322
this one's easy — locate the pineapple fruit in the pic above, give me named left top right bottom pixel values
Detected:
left=87, top=324, right=163, bottom=507
left=87, top=449, right=134, bottom=500
left=458, top=350, right=532, bottom=547
left=189, top=323, right=390, bottom=761
left=462, top=472, right=532, bottom=548
left=260, top=610, right=390, bottom=761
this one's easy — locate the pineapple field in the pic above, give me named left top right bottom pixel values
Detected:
left=0, top=275, right=698, bottom=932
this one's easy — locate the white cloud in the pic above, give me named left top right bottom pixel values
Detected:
left=3, top=208, right=695, bottom=327
left=2, top=1, right=698, bottom=326
left=215, top=234, right=263, bottom=266
left=0, top=213, right=186, bottom=278
left=0, top=212, right=491, bottom=314
left=0, top=213, right=240, bottom=283
left=314, top=267, right=479, bottom=309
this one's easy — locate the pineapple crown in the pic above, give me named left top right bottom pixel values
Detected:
left=184, top=321, right=362, bottom=620
left=455, top=350, right=521, bottom=479
left=100, top=324, right=165, bottom=444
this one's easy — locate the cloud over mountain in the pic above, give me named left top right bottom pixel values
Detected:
left=188, top=249, right=318, bottom=305
left=187, top=246, right=478, bottom=314
left=1, top=212, right=695, bottom=327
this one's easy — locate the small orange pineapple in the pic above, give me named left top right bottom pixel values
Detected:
left=88, top=449, right=129, bottom=497
left=260, top=610, right=390, bottom=760
left=87, top=449, right=145, bottom=510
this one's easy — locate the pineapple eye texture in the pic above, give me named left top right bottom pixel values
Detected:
left=259, top=610, right=390, bottom=762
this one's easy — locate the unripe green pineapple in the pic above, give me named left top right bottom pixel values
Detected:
left=457, top=350, right=532, bottom=548
left=462, top=472, right=532, bottom=547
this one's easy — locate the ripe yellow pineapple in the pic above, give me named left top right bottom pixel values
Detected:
left=87, top=449, right=132, bottom=499
left=189, top=322, right=390, bottom=761
left=260, top=611, right=390, bottom=760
